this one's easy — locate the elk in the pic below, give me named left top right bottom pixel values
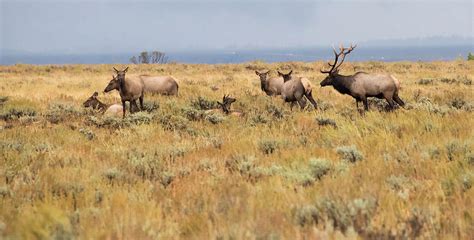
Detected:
left=255, top=70, right=284, bottom=96
left=205, top=95, right=243, bottom=117
left=278, top=70, right=318, bottom=110
left=83, top=92, right=124, bottom=117
left=320, top=44, right=405, bottom=112
left=103, top=67, right=145, bottom=118
left=140, top=75, right=179, bottom=95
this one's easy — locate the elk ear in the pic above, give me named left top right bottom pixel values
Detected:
left=278, top=71, right=283, bottom=76
left=217, top=101, right=223, bottom=107
left=113, top=67, right=119, bottom=73
left=288, top=70, right=293, bottom=75
left=255, top=71, right=260, bottom=75
left=123, top=67, right=129, bottom=73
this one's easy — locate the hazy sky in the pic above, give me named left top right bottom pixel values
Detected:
left=1, top=0, right=472, bottom=54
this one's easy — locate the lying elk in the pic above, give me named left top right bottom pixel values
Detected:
left=103, top=67, right=145, bottom=118
left=205, top=95, right=243, bottom=117
left=320, top=44, right=405, bottom=112
left=83, top=92, right=124, bottom=117
left=255, top=70, right=284, bottom=96
left=140, top=75, right=179, bottom=95
left=278, top=70, right=318, bottom=110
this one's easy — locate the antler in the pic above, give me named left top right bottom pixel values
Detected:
left=333, top=43, right=356, bottom=70
left=320, top=43, right=357, bottom=74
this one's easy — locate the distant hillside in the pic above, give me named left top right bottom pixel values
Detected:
left=362, top=36, right=474, bottom=47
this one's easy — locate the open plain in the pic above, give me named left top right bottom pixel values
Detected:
left=0, top=61, right=473, bottom=239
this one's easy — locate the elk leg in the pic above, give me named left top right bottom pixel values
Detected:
left=290, top=102, right=296, bottom=111
left=362, top=97, right=369, bottom=111
left=122, top=100, right=126, bottom=118
left=305, top=91, right=318, bottom=110
left=132, top=100, right=140, bottom=113
left=298, top=98, right=307, bottom=110
left=393, top=93, right=405, bottom=107
left=385, top=98, right=395, bottom=111
left=139, top=96, right=144, bottom=111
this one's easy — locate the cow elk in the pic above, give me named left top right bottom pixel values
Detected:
left=255, top=70, right=284, bottom=96
left=278, top=70, right=318, bottom=110
left=320, top=44, right=405, bottom=112
left=103, top=67, right=145, bottom=118
left=140, top=75, right=179, bottom=95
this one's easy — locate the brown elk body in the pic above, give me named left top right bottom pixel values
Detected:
left=140, top=75, right=179, bottom=95
left=255, top=70, right=284, bottom=96
left=83, top=92, right=124, bottom=117
left=320, top=44, right=405, bottom=112
left=279, top=70, right=318, bottom=110
left=103, top=67, right=145, bottom=118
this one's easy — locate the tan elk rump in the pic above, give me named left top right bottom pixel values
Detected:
left=139, top=75, right=179, bottom=95
left=279, top=70, right=318, bottom=110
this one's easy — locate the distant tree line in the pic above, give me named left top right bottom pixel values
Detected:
left=130, top=51, right=168, bottom=64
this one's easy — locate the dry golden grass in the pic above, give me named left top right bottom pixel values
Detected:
left=0, top=61, right=473, bottom=239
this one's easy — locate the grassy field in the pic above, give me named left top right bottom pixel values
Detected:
left=0, top=61, right=473, bottom=239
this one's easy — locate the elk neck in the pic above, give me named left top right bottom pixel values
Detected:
left=331, top=74, right=355, bottom=95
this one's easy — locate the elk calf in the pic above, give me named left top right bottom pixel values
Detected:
left=320, top=44, right=405, bottom=112
left=83, top=92, right=124, bottom=117
left=279, top=70, right=318, bottom=110
left=205, top=95, right=243, bottom=117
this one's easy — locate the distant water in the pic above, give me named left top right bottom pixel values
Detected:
left=1, top=45, right=472, bottom=65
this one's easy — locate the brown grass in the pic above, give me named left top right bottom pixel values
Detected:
left=0, top=60, right=473, bottom=239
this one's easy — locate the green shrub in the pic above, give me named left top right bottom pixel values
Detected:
left=204, top=112, right=225, bottom=124
left=181, top=107, right=204, bottom=121
left=142, top=101, right=160, bottom=112
left=45, top=103, right=83, bottom=124
left=308, top=158, right=332, bottom=180
left=0, top=107, right=37, bottom=121
left=417, top=79, right=435, bottom=85
left=336, top=145, right=364, bottom=163
left=79, top=128, right=95, bottom=140
left=316, top=117, right=337, bottom=128
left=191, top=96, right=218, bottom=110
left=293, top=205, right=320, bottom=227
left=259, top=139, right=279, bottom=155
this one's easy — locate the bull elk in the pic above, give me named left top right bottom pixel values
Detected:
left=83, top=92, right=124, bottom=117
left=320, top=44, right=405, bottom=112
left=279, top=70, right=318, bottom=110
left=103, top=67, right=145, bottom=118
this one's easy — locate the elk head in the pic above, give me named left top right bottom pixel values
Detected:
left=104, top=75, right=119, bottom=93
left=320, top=44, right=356, bottom=87
left=113, top=67, right=128, bottom=81
left=277, top=70, right=293, bottom=82
left=83, top=92, right=100, bottom=108
left=255, top=70, right=270, bottom=82
left=217, top=94, right=236, bottom=114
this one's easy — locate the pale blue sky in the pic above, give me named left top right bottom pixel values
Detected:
left=1, top=0, right=472, bottom=54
